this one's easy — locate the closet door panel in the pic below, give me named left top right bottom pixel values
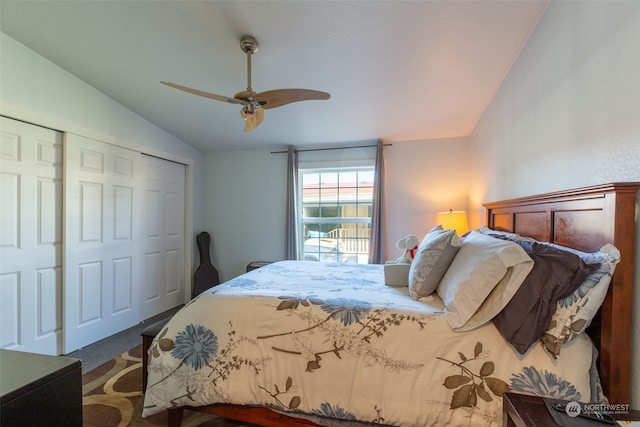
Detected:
left=113, top=256, right=133, bottom=313
left=64, top=134, right=141, bottom=353
left=37, top=266, right=61, bottom=336
left=141, top=155, right=185, bottom=319
left=0, top=273, right=20, bottom=347
left=0, top=172, right=19, bottom=247
left=0, top=117, right=62, bottom=355
left=166, top=249, right=181, bottom=294
left=78, top=261, right=102, bottom=323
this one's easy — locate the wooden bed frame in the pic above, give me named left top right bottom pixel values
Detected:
left=164, top=182, right=639, bottom=427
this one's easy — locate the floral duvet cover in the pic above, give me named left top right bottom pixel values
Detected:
left=143, top=261, right=598, bottom=426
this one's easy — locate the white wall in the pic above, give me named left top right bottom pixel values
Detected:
left=467, top=1, right=640, bottom=407
left=0, top=31, right=205, bottom=288
left=203, top=138, right=470, bottom=280
left=383, top=137, right=469, bottom=253
left=204, top=148, right=287, bottom=280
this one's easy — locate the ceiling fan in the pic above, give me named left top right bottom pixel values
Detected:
left=161, top=35, right=331, bottom=132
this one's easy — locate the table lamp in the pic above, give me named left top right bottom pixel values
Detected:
left=436, top=209, right=469, bottom=236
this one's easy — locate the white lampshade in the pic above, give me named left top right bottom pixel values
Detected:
left=436, top=210, right=469, bottom=236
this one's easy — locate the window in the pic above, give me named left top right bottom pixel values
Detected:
left=299, top=167, right=373, bottom=263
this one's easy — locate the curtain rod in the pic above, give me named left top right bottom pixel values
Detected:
left=271, top=143, right=392, bottom=154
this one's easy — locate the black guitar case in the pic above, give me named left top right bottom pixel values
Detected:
left=193, top=231, right=220, bottom=298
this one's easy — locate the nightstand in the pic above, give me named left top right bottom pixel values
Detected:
left=503, top=393, right=559, bottom=427
left=503, top=392, right=640, bottom=426
left=246, top=261, right=272, bottom=272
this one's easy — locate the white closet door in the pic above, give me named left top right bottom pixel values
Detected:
left=63, top=134, right=141, bottom=353
left=141, top=155, right=185, bottom=320
left=0, top=117, right=63, bottom=355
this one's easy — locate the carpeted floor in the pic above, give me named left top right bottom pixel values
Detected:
left=81, top=344, right=246, bottom=427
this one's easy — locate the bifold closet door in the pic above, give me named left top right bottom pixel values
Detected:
left=140, top=155, right=185, bottom=320
left=0, top=117, right=63, bottom=355
left=63, top=134, right=141, bottom=353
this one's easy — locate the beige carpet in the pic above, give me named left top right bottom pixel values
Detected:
left=82, top=345, right=240, bottom=427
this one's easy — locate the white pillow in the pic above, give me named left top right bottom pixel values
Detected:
left=408, top=225, right=461, bottom=300
left=437, top=231, right=534, bottom=331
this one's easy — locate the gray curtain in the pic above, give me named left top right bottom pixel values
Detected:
left=285, top=145, right=299, bottom=260
left=368, top=139, right=385, bottom=264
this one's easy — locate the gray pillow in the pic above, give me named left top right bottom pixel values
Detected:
left=408, top=225, right=461, bottom=300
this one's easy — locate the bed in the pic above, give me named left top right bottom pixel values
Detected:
left=142, top=182, right=638, bottom=426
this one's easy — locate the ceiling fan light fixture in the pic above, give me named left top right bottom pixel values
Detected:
left=241, top=107, right=264, bottom=132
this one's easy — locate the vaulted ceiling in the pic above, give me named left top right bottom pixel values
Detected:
left=0, top=1, right=547, bottom=152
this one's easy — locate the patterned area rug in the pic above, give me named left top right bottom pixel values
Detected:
left=82, top=345, right=237, bottom=427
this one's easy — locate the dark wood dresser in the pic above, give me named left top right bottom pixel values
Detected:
left=0, top=349, right=82, bottom=426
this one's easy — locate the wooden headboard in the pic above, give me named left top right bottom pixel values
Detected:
left=484, top=182, right=639, bottom=406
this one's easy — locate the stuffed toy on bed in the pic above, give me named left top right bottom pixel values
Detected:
left=383, top=234, right=419, bottom=287
left=395, top=234, right=420, bottom=264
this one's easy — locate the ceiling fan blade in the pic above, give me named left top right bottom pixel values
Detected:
left=240, top=107, right=264, bottom=132
left=255, top=89, right=330, bottom=109
left=161, top=81, right=242, bottom=105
